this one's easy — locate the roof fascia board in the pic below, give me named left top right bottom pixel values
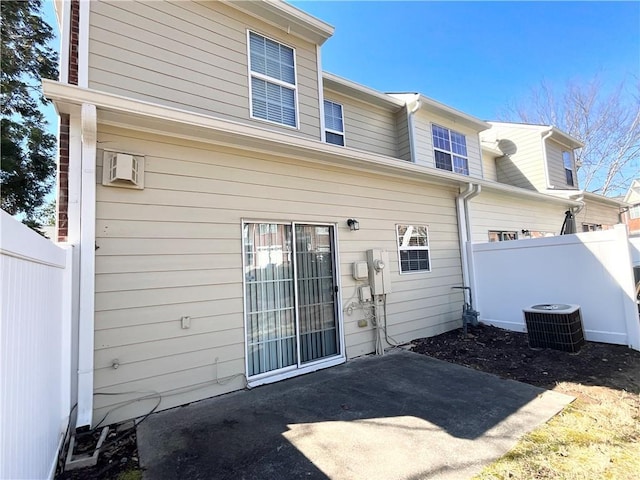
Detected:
left=548, top=128, right=584, bottom=149
left=222, top=0, right=334, bottom=45
left=418, top=94, right=490, bottom=132
left=488, top=122, right=583, bottom=148
left=323, top=73, right=405, bottom=111
left=42, top=80, right=580, bottom=207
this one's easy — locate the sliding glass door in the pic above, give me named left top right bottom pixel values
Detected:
left=243, top=222, right=340, bottom=378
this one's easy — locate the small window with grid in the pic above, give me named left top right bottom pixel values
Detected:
left=396, top=225, right=431, bottom=273
left=432, top=124, right=469, bottom=175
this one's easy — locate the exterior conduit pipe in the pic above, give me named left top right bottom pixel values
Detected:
left=407, top=95, right=421, bottom=164
left=541, top=129, right=554, bottom=189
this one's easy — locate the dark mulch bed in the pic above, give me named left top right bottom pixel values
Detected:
left=411, top=323, right=640, bottom=394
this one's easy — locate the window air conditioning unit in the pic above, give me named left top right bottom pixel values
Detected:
left=523, top=304, right=585, bottom=353
left=102, top=151, right=145, bottom=189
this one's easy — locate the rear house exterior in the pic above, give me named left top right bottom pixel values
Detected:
left=45, top=0, right=623, bottom=427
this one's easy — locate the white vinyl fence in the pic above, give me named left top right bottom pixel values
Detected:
left=471, top=224, right=640, bottom=351
left=1, top=211, right=73, bottom=479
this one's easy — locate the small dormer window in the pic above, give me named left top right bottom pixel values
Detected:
left=563, top=151, right=574, bottom=186
left=248, top=31, right=297, bottom=128
left=432, top=125, right=469, bottom=175
left=324, top=100, right=345, bottom=146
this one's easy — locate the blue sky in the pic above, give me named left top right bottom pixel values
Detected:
left=291, top=0, right=640, bottom=120
left=42, top=1, right=639, bottom=123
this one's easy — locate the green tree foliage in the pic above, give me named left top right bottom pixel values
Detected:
left=1, top=0, right=58, bottom=220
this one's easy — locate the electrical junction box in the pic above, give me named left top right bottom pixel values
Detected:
left=352, top=261, right=369, bottom=280
left=366, top=249, right=392, bottom=295
left=358, top=286, right=372, bottom=302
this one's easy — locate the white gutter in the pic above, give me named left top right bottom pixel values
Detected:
left=456, top=183, right=481, bottom=290
left=570, top=194, right=585, bottom=215
left=541, top=129, right=554, bottom=189
left=407, top=95, right=421, bottom=163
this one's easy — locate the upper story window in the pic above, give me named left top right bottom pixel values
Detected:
left=629, top=204, right=640, bottom=219
left=248, top=31, right=297, bottom=128
left=396, top=225, right=431, bottom=273
left=563, top=151, right=574, bottom=186
left=432, top=125, right=469, bottom=175
left=324, top=100, right=345, bottom=146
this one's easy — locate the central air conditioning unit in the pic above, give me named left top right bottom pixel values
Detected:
left=523, top=304, right=585, bottom=353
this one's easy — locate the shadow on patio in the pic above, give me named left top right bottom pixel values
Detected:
left=137, top=350, right=572, bottom=480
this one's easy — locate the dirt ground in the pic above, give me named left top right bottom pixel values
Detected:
left=55, top=425, right=140, bottom=480
left=410, top=323, right=640, bottom=397
left=56, top=323, right=640, bottom=479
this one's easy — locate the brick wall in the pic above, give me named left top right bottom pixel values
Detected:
left=57, top=115, right=70, bottom=242
left=68, top=0, right=79, bottom=85
left=57, top=0, right=80, bottom=241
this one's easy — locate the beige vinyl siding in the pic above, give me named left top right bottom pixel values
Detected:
left=93, top=124, right=464, bottom=423
left=88, top=0, right=321, bottom=139
left=482, top=151, right=498, bottom=181
left=546, top=140, right=576, bottom=189
left=323, top=90, right=399, bottom=157
left=492, top=126, right=546, bottom=190
left=576, top=198, right=621, bottom=229
left=395, top=109, right=411, bottom=161
left=469, top=190, right=569, bottom=243
left=412, top=110, right=483, bottom=178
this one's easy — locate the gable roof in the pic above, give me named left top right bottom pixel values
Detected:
left=624, top=179, right=640, bottom=204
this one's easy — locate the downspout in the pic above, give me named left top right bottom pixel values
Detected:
left=407, top=95, right=421, bottom=163
left=456, top=183, right=481, bottom=290
left=76, top=103, right=97, bottom=428
left=541, top=129, right=554, bottom=189
left=316, top=45, right=326, bottom=142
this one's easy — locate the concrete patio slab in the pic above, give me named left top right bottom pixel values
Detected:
left=137, top=350, right=573, bottom=480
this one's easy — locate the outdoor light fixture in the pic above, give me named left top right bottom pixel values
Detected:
left=347, top=219, right=360, bottom=231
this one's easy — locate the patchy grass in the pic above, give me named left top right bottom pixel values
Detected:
left=474, top=380, right=640, bottom=479
left=413, top=325, right=640, bottom=479
left=116, top=469, right=143, bottom=480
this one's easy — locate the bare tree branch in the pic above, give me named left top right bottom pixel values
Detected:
left=499, top=75, right=640, bottom=196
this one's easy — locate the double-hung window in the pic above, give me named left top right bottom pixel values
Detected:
left=396, top=225, right=431, bottom=273
left=563, top=151, right=574, bottom=186
left=248, top=31, right=297, bottom=128
left=432, top=125, right=469, bottom=175
left=324, top=100, right=345, bottom=146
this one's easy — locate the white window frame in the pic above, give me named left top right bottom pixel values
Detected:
left=396, top=224, right=431, bottom=274
left=323, top=99, right=345, bottom=146
left=630, top=204, right=640, bottom=219
left=247, top=30, right=299, bottom=129
left=563, top=151, right=574, bottom=186
left=431, top=124, right=469, bottom=176
left=241, top=219, right=346, bottom=387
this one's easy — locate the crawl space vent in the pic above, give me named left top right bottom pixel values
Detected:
left=102, top=151, right=145, bottom=189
